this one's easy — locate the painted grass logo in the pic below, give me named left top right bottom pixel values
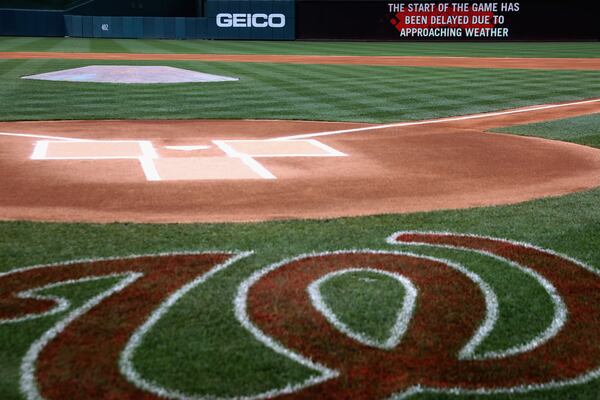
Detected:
left=1, top=233, right=599, bottom=399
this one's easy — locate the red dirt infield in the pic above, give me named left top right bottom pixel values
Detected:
left=1, top=99, right=600, bottom=223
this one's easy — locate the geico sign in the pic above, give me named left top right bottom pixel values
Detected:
left=216, top=13, right=286, bottom=28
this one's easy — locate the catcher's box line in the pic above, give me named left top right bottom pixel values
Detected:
left=212, top=140, right=277, bottom=179
left=272, top=98, right=600, bottom=141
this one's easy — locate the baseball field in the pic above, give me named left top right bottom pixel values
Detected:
left=1, top=37, right=599, bottom=399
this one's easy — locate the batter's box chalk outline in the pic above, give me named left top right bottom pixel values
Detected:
left=27, top=138, right=348, bottom=182
left=30, top=139, right=161, bottom=182
left=30, top=140, right=158, bottom=160
left=212, top=139, right=348, bottom=180
left=213, top=139, right=347, bottom=158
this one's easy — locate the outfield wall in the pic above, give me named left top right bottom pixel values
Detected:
left=71, top=0, right=197, bottom=17
left=0, top=0, right=295, bottom=40
left=0, top=10, right=65, bottom=37
left=62, top=1, right=294, bottom=40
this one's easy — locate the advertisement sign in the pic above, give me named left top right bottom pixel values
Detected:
left=206, top=0, right=295, bottom=40
left=296, top=1, right=598, bottom=40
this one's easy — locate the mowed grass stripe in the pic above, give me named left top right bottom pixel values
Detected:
left=492, top=113, right=600, bottom=148
left=0, top=58, right=63, bottom=105
left=2, top=37, right=70, bottom=52
left=1, top=37, right=600, bottom=58
left=3, top=59, right=600, bottom=123
left=88, top=38, right=130, bottom=54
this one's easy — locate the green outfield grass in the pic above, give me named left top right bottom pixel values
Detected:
left=0, top=40, right=599, bottom=399
left=1, top=58, right=599, bottom=122
left=493, top=113, right=600, bottom=148
left=0, top=36, right=599, bottom=58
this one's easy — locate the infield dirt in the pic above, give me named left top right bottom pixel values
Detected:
left=2, top=52, right=600, bottom=70
left=1, top=99, right=599, bottom=223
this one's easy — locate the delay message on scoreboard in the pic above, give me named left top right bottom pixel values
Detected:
left=387, top=2, right=520, bottom=38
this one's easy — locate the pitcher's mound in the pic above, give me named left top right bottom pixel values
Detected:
left=22, top=66, right=239, bottom=84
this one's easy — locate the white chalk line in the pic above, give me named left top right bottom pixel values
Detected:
left=386, top=231, right=572, bottom=361
left=20, top=272, right=143, bottom=400
left=25, top=136, right=346, bottom=182
left=0, top=132, right=88, bottom=142
left=30, top=140, right=158, bottom=160
left=120, top=251, right=254, bottom=400
left=211, top=139, right=347, bottom=180
left=139, top=140, right=159, bottom=159
left=227, top=139, right=347, bottom=157
left=229, top=235, right=600, bottom=399
left=234, top=249, right=497, bottom=399
left=274, top=98, right=600, bottom=141
left=28, top=138, right=165, bottom=181
left=8, top=97, right=599, bottom=182
left=139, top=157, right=161, bottom=181
left=234, top=253, right=341, bottom=400
left=3, top=234, right=599, bottom=399
left=305, top=139, right=347, bottom=157
left=308, top=268, right=417, bottom=350
left=138, top=140, right=162, bottom=181
left=29, top=140, right=48, bottom=160
left=0, top=275, right=141, bottom=325
left=213, top=140, right=277, bottom=180
left=239, top=155, right=278, bottom=180
left=17, top=96, right=593, bottom=181
left=1, top=250, right=250, bottom=400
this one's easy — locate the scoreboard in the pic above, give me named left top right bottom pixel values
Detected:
left=296, top=1, right=599, bottom=40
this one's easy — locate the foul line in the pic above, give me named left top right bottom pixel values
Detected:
left=0, top=132, right=88, bottom=142
left=274, top=98, right=600, bottom=141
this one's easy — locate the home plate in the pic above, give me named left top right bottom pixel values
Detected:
left=153, top=157, right=271, bottom=180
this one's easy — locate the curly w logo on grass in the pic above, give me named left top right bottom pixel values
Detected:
left=1, top=232, right=599, bottom=399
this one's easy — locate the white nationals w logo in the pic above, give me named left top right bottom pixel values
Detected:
left=1, top=232, right=599, bottom=399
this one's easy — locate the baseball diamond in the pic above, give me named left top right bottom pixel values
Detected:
left=0, top=0, right=599, bottom=399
